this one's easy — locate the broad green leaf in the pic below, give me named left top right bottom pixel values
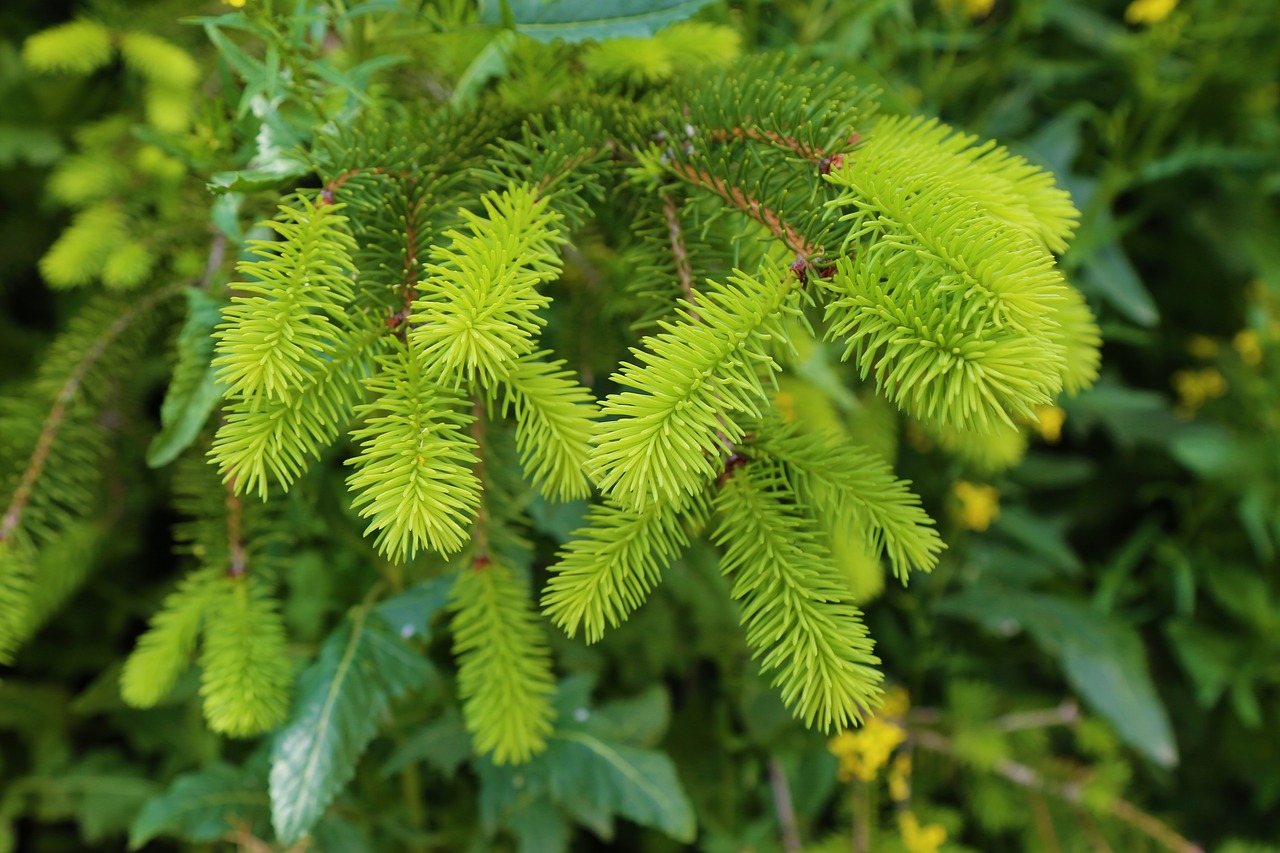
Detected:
left=206, top=165, right=309, bottom=195
left=269, top=614, right=433, bottom=843
left=1169, top=425, right=1254, bottom=478
left=542, top=732, right=695, bottom=841
left=939, top=587, right=1177, bottom=767
left=479, top=0, right=717, bottom=43
left=1078, top=239, right=1159, bottom=328
left=508, top=801, right=571, bottom=853
left=147, top=289, right=226, bottom=468
left=371, top=576, right=454, bottom=641
left=129, top=763, right=268, bottom=849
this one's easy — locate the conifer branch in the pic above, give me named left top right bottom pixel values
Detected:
left=665, top=161, right=819, bottom=261
left=225, top=479, right=246, bottom=578
left=0, top=284, right=179, bottom=544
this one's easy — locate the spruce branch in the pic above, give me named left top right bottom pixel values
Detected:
left=0, top=285, right=179, bottom=544
left=714, top=459, right=883, bottom=731
left=345, top=345, right=481, bottom=562
left=410, top=184, right=567, bottom=388
left=589, top=265, right=802, bottom=512
left=661, top=193, right=697, bottom=312
left=541, top=493, right=709, bottom=642
left=451, top=559, right=556, bottom=765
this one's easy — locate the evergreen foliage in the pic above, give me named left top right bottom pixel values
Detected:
left=0, top=0, right=1144, bottom=848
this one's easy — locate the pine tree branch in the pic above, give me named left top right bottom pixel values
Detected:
left=225, top=479, right=246, bottom=578
left=0, top=284, right=180, bottom=544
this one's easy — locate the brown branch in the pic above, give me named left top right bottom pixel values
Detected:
left=661, top=194, right=697, bottom=316
left=0, top=285, right=181, bottom=544
left=665, top=161, right=819, bottom=262
left=910, top=729, right=1205, bottom=853
left=707, top=126, right=827, bottom=162
left=767, top=757, right=802, bottom=853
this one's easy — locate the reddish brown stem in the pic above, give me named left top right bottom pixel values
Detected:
left=665, top=161, right=820, bottom=262
left=225, top=478, right=247, bottom=578
left=661, top=194, right=697, bottom=315
left=0, top=286, right=180, bottom=544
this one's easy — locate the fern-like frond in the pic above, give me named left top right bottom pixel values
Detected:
left=495, top=353, right=596, bottom=502
left=541, top=493, right=708, bottom=642
left=410, top=184, right=566, bottom=388
left=714, top=461, right=883, bottom=731
left=0, top=539, right=35, bottom=662
left=823, top=144, right=1073, bottom=429
left=589, top=265, right=802, bottom=512
left=451, top=561, right=556, bottom=764
left=121, top=568, right=218, bottom=708
left=213, top=195, right=359, bottom=403
left=211, top=325, right=385, bottom=500
left=345, top=345, right=481, bottom=561
left=199, top=575, right=293, bottom=737
left=752, top=424, right=943, bottom=580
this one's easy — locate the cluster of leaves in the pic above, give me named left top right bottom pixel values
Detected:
left=1, top=2, right=1277, bottom=853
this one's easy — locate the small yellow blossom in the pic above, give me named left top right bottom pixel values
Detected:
left=953, top=481, right=1000, bottom=531
left=938, top=0, right=995, bottom=19
left=1173, top=368, right=1228, bottom=417
left=888, top=753, right=912, bottom=802
left=899, top=812, right=948, bottom=853
left=1031, top=405, right=1066, bottom=443
left=1186, top=335, right=1220, bottom=359
left=1125, top=0, right=1177, bottom=24
left=223, top=0, right=247, bottom=7
left=1233, top=329, right=1263, bottom=366
left=828, top=686, right=910, bottom=782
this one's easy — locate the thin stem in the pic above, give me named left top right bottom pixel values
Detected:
left=1030, top=790, right=1062, bottom=853
left=996, top=701, right=1079, bottom=732
left=226, top=478, right=247, bottom=578
left=662, top=193, right=697, bottom=316
left=910, top=729, right=1205, bottom=853
left=852, top=779, right=870, bottom=853
left=767, top=757, right=802, bottom=853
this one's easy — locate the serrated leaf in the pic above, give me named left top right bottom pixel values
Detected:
left=129, top=763, right=268, bottom=849
left=147, top=289, right=226, bottom=468
left=269, top=613, right=432, bottom=843
left=371, top=576, right=454, bottom=641
left=542, top=732, right=695, bottom=841
left=478, top=0, right=717, bottom=43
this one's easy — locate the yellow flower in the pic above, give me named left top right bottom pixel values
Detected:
left=888, top=753, right=912, bottom=802
left=828, top=686, right=910, bottom=782
left=1031, top=405, right=1066, bottom=443
left=1233, top=329, right=1263, bottom=366
left=1125, top=0, right=1177, bottom=24
left=1173, top=368, right=1228, bottom=417
left=223, top=0, right=246, bottom=7
left=1186, top=335, right=1220, bottom=359
left=953, top=481, right=1000, bottom=531
left=938, top=0, right=995, bottom=19
left=899, top=811, right=947, bottom=853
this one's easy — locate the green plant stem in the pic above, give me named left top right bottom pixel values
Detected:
left=767, top=757, right=801, bottom=853
left=910, top=729, right=1205, bottom=853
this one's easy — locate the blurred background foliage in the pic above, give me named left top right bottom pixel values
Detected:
left=0, top=0, right=1278, bottom=851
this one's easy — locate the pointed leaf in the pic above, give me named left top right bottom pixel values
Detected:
left=269, top=613, right=432, bottom=843
left=147, top=289, right=226, bottom=468
left=129, top=763, right=268, bottom=849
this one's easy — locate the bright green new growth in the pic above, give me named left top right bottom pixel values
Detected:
left=542, top=494, right=710, bottom=642
left=714, top=460, right=883, bottom=731
left=120, top=568, right=216, bottom=708
left=346, top=346, right=482, bottom=561
left=589, top=266, right=803, bottom=512
left=411, top=185, right=567, bottom=388
left=451, top=561, right=557, bottom=765
left=496, top=353, right=596, bottom=501
left=199, top=575, right=293, bottom=737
